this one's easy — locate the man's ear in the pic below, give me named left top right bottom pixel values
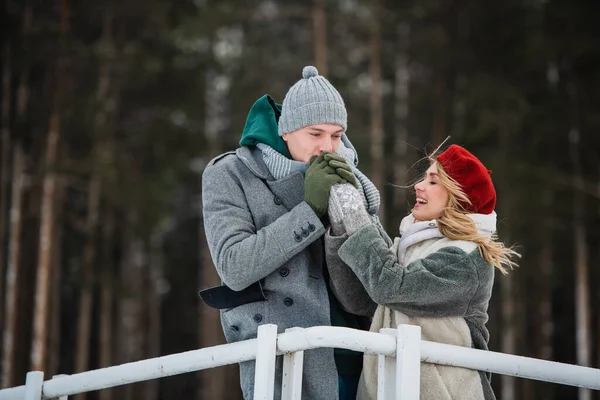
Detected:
left=281, top=133, right=289, bottom=143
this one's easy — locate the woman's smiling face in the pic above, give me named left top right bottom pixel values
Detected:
left=412, top=162, right=449, bottom=221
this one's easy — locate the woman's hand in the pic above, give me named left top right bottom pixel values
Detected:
left=328, top=183, right=371, bottom=236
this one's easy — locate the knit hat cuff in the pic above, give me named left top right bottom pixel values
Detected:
left=278, top=102, right=347, bottom=136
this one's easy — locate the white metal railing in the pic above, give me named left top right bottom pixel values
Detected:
left=1, top=324, right=599, bottom=400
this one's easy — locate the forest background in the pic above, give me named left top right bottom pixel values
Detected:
left=1, top=0, right=599, bottom=399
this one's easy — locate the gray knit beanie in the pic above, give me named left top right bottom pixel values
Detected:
left=278, top=66, right=347, bottom=136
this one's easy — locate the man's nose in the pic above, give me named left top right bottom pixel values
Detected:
left=319, top=138, right=335, bottom=153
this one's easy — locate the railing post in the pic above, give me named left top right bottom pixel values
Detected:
left=377, top=328, right=398, bottom=400
left=281, top=327, right=304, bottom=400
left=51, top=375, right=69, bottom=400
left=24, top=371, right=44, bottom=400
left=396, top=325, right=421, bottom=400
left=254, top=324, right=278, bottom=400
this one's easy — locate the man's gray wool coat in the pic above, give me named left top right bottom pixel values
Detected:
left=203, top=145, right=346, bottom=399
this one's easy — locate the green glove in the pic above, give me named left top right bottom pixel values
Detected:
left=323, top=152, right=358, bottom=189
left=305, top=154, right=345, bottom=217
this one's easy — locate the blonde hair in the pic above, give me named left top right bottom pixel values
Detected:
left=433, top=160, right=520, bottom=274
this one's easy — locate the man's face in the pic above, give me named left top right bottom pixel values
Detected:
left=282, top=124, right=344, bottom=162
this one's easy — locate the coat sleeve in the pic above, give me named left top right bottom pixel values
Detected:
left=324, top=230, right=376, bottom=316
left=202, top=161, right=326, bottom=291
left=324, top=216, right=392, bottom=317
left=337, top=224, right=480, bottom=318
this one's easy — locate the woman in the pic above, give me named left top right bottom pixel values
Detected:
left=324, top=144, right=519, bottom=400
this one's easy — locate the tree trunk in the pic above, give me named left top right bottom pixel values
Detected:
left=500, top=273, right=516, bottom=400
left=197, top=65, right=239, bottom=399
left=198, top=223, right=230, bottom=399
left=117, top=210, right=145, bottom=400
left=73, top=177, right=101, bottom=377
left=538, top=208, right=554, bottom=368
left=99, top=210, right=115, bottom=400
left=528, top=187, right=553, bottom=399
left=97, top=13, right=116, bottom=396
left=144, top=228, right=165, bottom=400
left=539, top=188, right=555, bottom=394
left=312, top=0, right=327, bottom=76
left=47, top=178, right=65, bottom=376
left=2, top=4, right=31, bottom=386
left=369, top=0, right=384, bottom=222
left=31, top=0, right=70, bottom=372
left=74, top=10, right=112, bottom=392
left=564, top=55, right=592, bottom=398
left=569, top=128, right=591, bottom=400
left=1, top=143, right=25, bottom=387
left=393, top=22, right=410, bottom=225
left=31, top=112, right=61, bottom=371
left=573, top=221, right=591, bottom=398
left=497, top=125, right=516, bottom=400
left=0, top=41, right=12, bottom=346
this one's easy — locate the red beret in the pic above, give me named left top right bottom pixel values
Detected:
left=436, top=145, right=496, bottom=214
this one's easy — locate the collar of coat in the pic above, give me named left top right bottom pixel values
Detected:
left=396, top=212, right=497, bottom=262
left=235, top=146, right=272, bottom=180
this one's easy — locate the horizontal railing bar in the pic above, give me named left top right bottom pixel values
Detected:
left=280, top=327, right=600, bottom=390
left=421, top=341, right=600, bottom=390
left=0, top=339, right=257, bottom=400
left=0, top=386, right=24, bottom=400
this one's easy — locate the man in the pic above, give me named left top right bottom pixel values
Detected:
left=201, top=66, right=382, bottom=399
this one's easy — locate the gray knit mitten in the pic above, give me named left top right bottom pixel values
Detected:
left=328, top=184, right=347, bottom=237
left=328, top=183, right=371, bottom=236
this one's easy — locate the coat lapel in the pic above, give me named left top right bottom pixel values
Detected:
left=237, top=145, right=305, bottom=210
left=266, top=172, right=305, bottom=210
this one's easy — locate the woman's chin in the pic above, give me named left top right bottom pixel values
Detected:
left=412, top=209, right=434, bottom=222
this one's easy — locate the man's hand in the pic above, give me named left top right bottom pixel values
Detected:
left=323, top=152, right=358, bottom=188
left=304, top=154, right=345, bottom=218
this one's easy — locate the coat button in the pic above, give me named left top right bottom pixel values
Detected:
left=284, top=298, right=294, bottom=307
left=279, top=267, right=289, bottom=277
left=428, top=222, right=436, bottom=227
left=231, top=325, right=239, bottom=332
left=294, top=232, right=302, bottom=242
left=301, top=227, right=309, bottom=237
left=253, top=313, right=263, bottom=323
left=274, top=196, right=283, bottom=205
left=308, top=223, right=316, bottom=232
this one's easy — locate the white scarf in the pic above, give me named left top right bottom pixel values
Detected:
left=396, top=212, right=497, bottom=263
